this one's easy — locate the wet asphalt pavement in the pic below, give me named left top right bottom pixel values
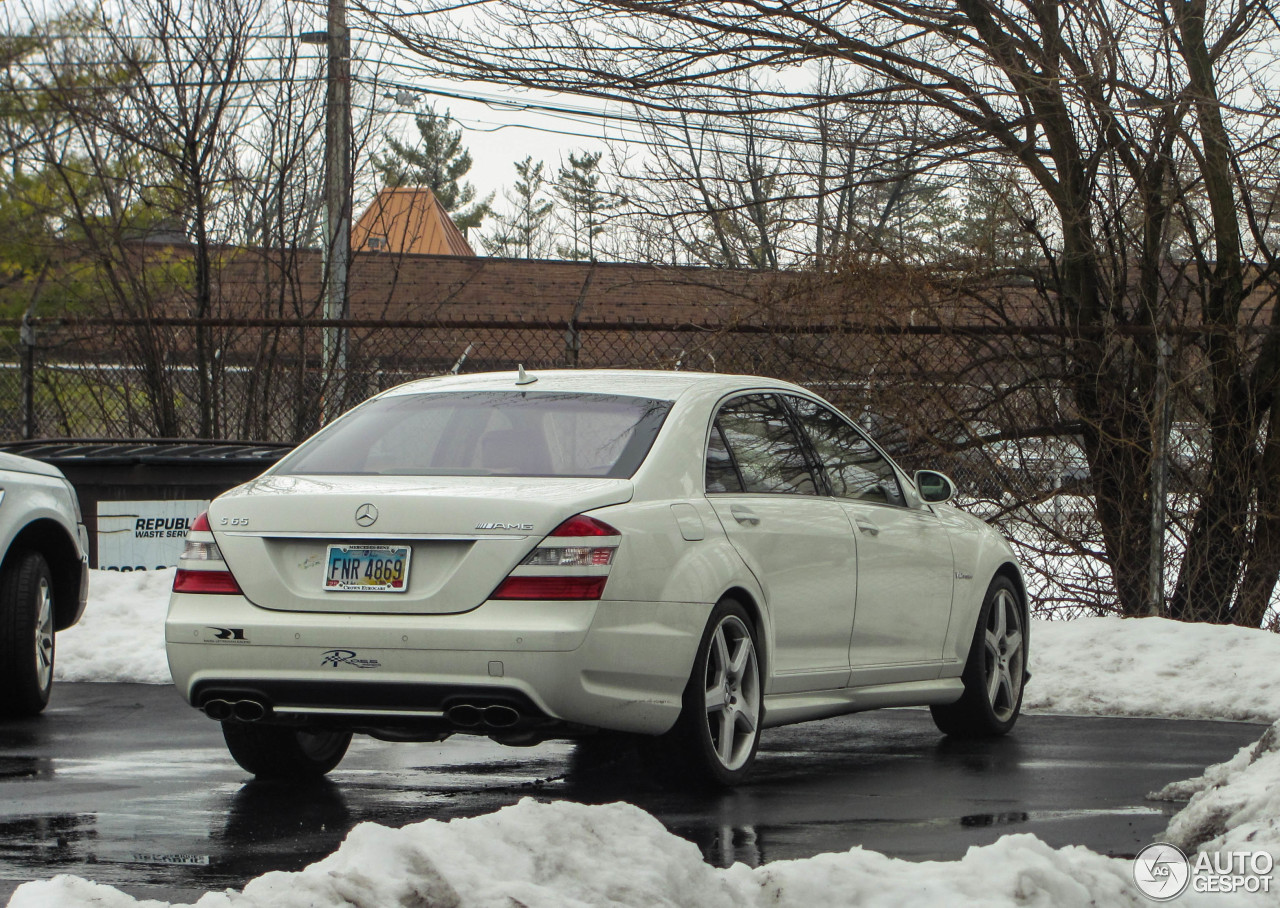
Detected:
left=0, top=683, right=1265, bottom=904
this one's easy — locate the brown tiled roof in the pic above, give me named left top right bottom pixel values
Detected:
left=350, top=188, right=475, bottom=257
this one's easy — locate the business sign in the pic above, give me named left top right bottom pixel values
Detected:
left=97, top=499, right=210, bottom=571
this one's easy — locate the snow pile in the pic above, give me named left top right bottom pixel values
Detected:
left=1023, top=616, right=1280, bottom=723
left=54, top=568, right=174, bottom=684
left=1152, top=720, right=1280, bottom=858
left=8, top=798, right=1261, bottom=908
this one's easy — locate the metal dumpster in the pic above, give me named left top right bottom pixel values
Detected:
left=0, top=439, right=292, bottom=569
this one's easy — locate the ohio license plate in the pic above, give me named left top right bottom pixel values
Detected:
left=324, top=544, right=411, bottom=592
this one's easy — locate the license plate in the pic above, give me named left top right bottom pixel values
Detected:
left=324, top=544, right=411, bottom=593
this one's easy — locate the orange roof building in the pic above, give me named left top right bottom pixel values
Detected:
left=350, top=187, right=475, bottom=257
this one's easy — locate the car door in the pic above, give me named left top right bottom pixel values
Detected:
left=785, top=395, right=955, bottom=685
left=705, top=393, right=858, bottom=693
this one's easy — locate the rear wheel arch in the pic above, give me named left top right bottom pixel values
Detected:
left=720, top=585, right=768, bottom=680
left=5, top=519, right=82, bottom=632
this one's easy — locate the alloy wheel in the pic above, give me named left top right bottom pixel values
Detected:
left=34, top=577, right=53, bottom=693
left=983, top=588, right=1024, bottom=722
left=701, top=614, right=760, bottom=771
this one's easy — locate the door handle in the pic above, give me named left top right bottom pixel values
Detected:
left=855, top=518, right=880, bottom=536
left=731, top=505, right=760, bottom=527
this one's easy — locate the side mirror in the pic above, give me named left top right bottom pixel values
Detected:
left=915, top=470, right=956, bottom=504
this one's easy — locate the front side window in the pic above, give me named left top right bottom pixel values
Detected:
left=787, top=396, right=905, bottom=506
left=275, top=391, right=672, bottom=479
left=707, top=394, right=818, bottom=495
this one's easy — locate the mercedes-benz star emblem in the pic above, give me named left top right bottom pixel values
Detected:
left=354, top=504, right=378, bottom=527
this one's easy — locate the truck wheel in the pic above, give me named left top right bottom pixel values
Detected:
left=0, top=551, right=55, bottom=717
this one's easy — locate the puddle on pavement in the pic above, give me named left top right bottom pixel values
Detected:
left=0, top=758, right=51, bottom=781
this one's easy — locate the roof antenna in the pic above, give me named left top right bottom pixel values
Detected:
left=515, top=364, right=538, bottom=385
left=449, top=341, right=474, bottom=375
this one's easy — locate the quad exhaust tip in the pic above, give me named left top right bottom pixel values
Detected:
left=445, top=703, right=521, bottom=729
left=203, top=698, right=268, bottom=722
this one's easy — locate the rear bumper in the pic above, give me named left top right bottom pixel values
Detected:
left=165, top=593, right=711, bottom=735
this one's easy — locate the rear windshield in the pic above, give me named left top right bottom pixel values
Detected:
left=275, top=391, right=673, bottom=479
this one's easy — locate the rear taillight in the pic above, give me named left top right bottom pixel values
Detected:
left=490, top=514, right=620, bottom=601
left=549, top=515, right=619, bottom=537
left=521, top=545, right=615, bottom=567
left=490, top=576, right=608, bottom=600
left=173, top=569, right=242, bottom=595
left=173, top=511, right=242, bottom=595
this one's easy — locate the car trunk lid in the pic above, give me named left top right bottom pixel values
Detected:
left=208, top=474, right=633, bottom=614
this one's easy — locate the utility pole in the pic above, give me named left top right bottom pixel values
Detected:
left=321, top=0, right=351, bottom=422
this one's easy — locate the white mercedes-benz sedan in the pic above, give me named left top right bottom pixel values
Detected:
left=166, top=369, right=1028, bottom=785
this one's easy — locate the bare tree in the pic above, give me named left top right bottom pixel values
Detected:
left=10, top=0, right=390, bottom=441
left=356, top=0, right=1280, bottom=625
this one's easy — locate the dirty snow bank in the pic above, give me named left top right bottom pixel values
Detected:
left=1024, top=616, right=1280, bottom=723
left=54, top=568, right=174, bottom=684
left=1152, top=720, right=1280, bottom=859
left=6, top=798, right=1267, bottom=908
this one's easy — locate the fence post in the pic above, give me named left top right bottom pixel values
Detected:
left=20, top=314, right=35, bottom=439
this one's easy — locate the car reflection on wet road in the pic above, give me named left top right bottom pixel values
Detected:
left=0, top=683, right=1264, bottom=903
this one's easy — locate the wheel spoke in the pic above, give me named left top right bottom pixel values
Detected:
left=705, top=684, right=725, bottom=713
left=718, top=708, right=735, bottom=761
left=711, top=627, right=730, bottom=682
left=736, top=696, right=759, bottom=733
left=984, top=629, right=1001, bottom=658
left=992, top=594, right=1007, bottom=639
left=987, top=659, right=1001, bottom=704
left=727, top=637, right=751, bottom=679
left=1003, top=630, right=1023, bottom=660
left=996, top=665, right=1014, bottom=708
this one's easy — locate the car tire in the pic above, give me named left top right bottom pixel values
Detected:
left=931, top=575, right=1026, bottom=737
left=221, top=723, right=352, bottom=779
left=0, top=550, right=55, bottom=718
left=662, top=598, right=763, bottom=786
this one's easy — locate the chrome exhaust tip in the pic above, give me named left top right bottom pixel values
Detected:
left=232, top=699, right=267, bottom=722
left=483, top=705, right=521, bottom=728
left=446, top=704, right=482, bottom=728
left=203, top=699, right=233, bottom=721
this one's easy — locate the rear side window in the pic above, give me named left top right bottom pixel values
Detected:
left=276, top=391, right=672, bottom=478
left=709, top=394, right=818, bottom=495
left=705, top=424, right=744, bottom=493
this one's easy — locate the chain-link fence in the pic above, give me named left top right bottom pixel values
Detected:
left=0, top=314, right=1245, bottom=622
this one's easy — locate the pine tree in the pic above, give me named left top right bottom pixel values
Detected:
left=373, top=105, right=491, bottom=232
left=481, top=157, right=554, bottom=258
left=554, top=151, right=614, bottom=261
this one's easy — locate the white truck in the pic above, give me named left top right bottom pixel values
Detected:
left=0, top=452, right=89, bottom=716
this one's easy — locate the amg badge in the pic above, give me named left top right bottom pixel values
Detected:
left=475, top=522, right=534, bottom=531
